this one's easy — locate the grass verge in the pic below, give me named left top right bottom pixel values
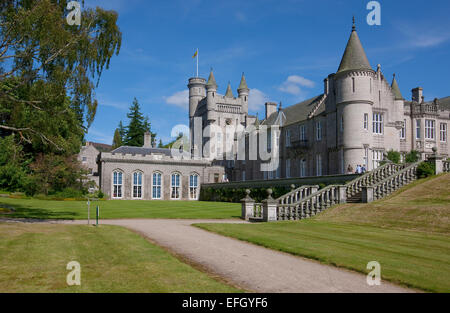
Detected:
left=0, top=222, right=241, bottom=293
left=0, top=198, right=240, bottom=220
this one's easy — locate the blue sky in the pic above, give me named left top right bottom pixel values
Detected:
left=84, top=0, right=450, bottom=145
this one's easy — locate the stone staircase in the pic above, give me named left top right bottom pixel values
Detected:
left=243, top=159, right=449, bottom=222
left=274, top=161, right=421, bottom=221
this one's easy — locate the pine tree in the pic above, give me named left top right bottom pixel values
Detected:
left=118, top=121, right=126, bottom=142
left=112, top=129, right=123, bottom=149
left=124, top=98, right=156, bottom=147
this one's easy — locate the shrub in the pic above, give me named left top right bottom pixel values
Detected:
left=50, top=188, right=84, bottom=199
left=97, top=190, right=105, bottom=199
left=416, top=162, right=435, bottom=179
left=386, top=150, right=401, bottom=164
left=405, top=150, right=420, bottom=163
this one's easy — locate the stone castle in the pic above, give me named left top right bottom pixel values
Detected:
left=80, top=21, right=449, bottom=200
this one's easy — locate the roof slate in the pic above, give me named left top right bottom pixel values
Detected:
left=262, top=94, right=325, bottom=126
left=111, top=146, right=172, bottom=156
left=391, top=75, right=403, bottom=100
left=337, top=28, right=372, bottom=73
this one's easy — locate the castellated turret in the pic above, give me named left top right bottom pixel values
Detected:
left=188, top=77, right=206, bottom=119
left=238, top=73, right=250, bottom=115
left=333, top=20, right=376, bottom=169
left=206, top=69, right=218, bottom=122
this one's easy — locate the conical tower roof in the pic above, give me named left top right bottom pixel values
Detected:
left=206, top=69, right=217, bottom=88
left=238, top=73, right=249, bottom=90
left=225, top=82, right=234, bottom=98
left=391, top=74, right=403, bottom=100
left=337, top=19, right=372, bottom=73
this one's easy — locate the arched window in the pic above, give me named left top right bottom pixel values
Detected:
left=132, top=172, right=143, bottom=199
left=171, top=173, right=181, bottom=200
left=112, top=171, right=123, bottom=198
left=189, top=174, right=199, bottom=200
left=152, top=172, right=162, bottom=200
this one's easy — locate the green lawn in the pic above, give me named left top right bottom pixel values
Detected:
left=196, top=175, right=450, bottom=293
left=0, top=198, right=240, bottom=220
left=0, top=222, right=241, bottom=293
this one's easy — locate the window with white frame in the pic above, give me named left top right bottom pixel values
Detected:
left=286, top=129, right=291, bottom=147
left=316, top=154, right=322, bottom=176
left=400, top=119, right=406, bottom=139
left=300, top=159, right=307, bottom=177
left=152, top=172, right=162, bottom=199
left=440, top=123, right=448, bottom=142
left=132, top=172, right=143, bottom=199
left=373, top=113, right=383, bottom=134
left=276, top=166, right=281, bottom=179
left=416, top=119, right=421, bottom=139
left=364, top=113, right=369, bottom=130
left=286, top=159, right=291, bottom=178
left=425, top=120, right=435, bottom=140
left=300, top=125, right=306, bottom=141
left=267, top=129, right=272, bottom=151
left=316, top=122, right=322, bottom=141
left=242, top=170, right=246, bottom=182
left=372, top=150, right=384, bottom=170
left=189, top=174, right=199, bottom=200
left=112, top=171, right=123, bottom=198
left=171, top=173, right=181, bottom=199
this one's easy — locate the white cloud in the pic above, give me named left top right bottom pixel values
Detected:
left=286, top=75, right=315, bottom=88
left=249, top=89, right=270, bottom=111
left=87, top=128, right=113, bottom=145
left=279, top=75, right=315, bottom=95
left=165, top=90, right=189, bottom=110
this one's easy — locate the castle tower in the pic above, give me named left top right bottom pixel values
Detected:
left=188, top=77, right=206, bottom=152
left=334, top=18, right=375, bottom=170
left=391, top=74, right=405, bottom=124
left=206, top=69, right=218, bottom=122
left=237, top=73, right=249, bottom=115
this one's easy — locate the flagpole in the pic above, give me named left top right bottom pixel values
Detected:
left=196, top=48, right=199, bottom=77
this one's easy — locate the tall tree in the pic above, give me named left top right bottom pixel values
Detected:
left=118, top=120, right=126, bottom=142
left=0, top=0, right=122, bottom=151
left=112, top=128, right=122, bottom=149
left=124, top=98, right=156, bottom=147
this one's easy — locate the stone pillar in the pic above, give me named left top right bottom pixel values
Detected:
left=263, top=189, right=278, bottom=222
left=428, top=147, right=444, bottom=175
left=311, top=185, right=320, bottom=194
left=338, top=186, right=347, bottom=204
left=241, top=189, right=255, bottom=221
left=362, top=186, right=374, bottom=203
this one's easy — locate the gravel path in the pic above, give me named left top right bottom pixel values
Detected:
left=56, top=218, right=413, bottom=293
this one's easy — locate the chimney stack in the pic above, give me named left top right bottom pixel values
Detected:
left=265, top=102, right=277, bottom=120
left=412, top=87, right=423, bottom=103
left=143, top=131, right=152, bottom=148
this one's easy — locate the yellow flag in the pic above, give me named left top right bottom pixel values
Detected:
left=193, top=50, right=198, bottom=58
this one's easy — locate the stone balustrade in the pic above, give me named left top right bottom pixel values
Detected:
left=442, top=160, right=449, bottom=173
left=277, top=185, right=346, bottom=221
left=345, top=162, right=405, bottom=198
left=277, top=185, right=319, bottom=205
left=371, top=162, right=421, bottom=201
